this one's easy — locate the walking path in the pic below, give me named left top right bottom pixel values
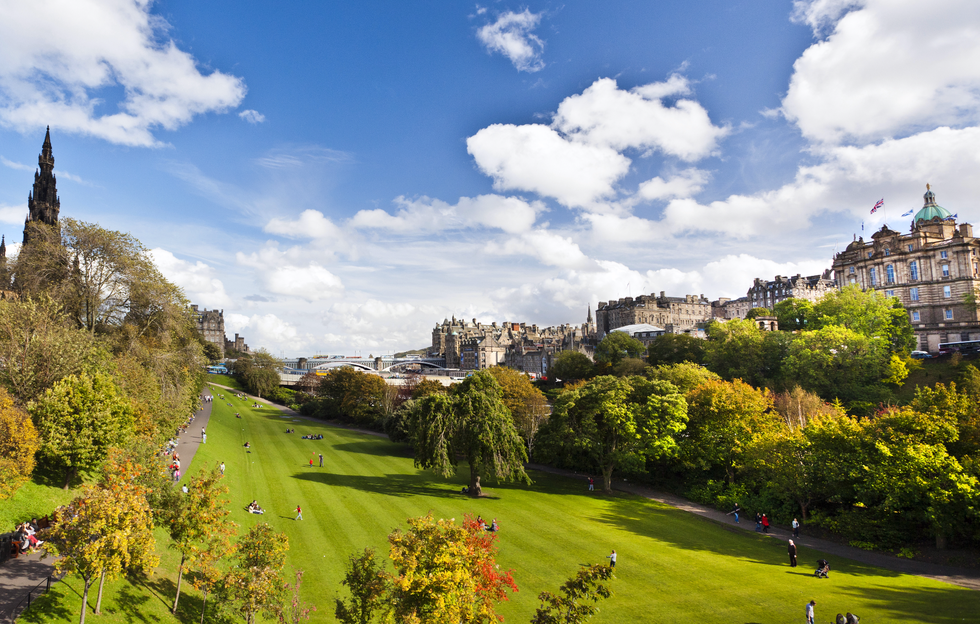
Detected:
left=0, top=388, right=214, bottom=623
left=529, top=463, right=980, bottom=591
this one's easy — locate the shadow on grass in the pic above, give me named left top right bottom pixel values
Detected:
left=293, top=471, right=476, bottom=499
left=114, top=583, right=152, bottom=624
left=333, top=440, right=413, bottom=457
left=592, top=496, right=904, bottom=580
left=838, top=584, right=980, bottom=622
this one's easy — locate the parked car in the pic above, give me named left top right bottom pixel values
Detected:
left=910, top=351, right=933, bottom=359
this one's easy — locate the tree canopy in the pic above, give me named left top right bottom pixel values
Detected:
left=594, top=332, right=646, bottom=367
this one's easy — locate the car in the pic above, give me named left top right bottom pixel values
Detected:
left=910, top=351, right=933, bottom=359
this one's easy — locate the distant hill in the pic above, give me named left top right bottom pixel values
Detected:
left=394, top=347, right=429, bottom=358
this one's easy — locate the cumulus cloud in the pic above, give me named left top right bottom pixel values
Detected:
left=237, top=244, right=344, bottom=301
left=476, top=9, right=545, bottom=72
left=783, top=0, right=980, bottom=145
left=484, top=229, right=596, bottom=270
left=636, top=168, right=711, bottom=201
left=238, top=109, right=266, bottom=124
left=468, top=123, right=630, bottom=208
left=554, top=77, right=729, bottom=161
left=150, top=248, right=232, bottom=308
left=466, top=77, right=728, bottom=209
left=265, top=209, right=345, bottom=241
left=350, top=194, right=543, bottom=235
left=0, top=0, right=246, bottom=146
left=225, top=312, right=305, bottom=351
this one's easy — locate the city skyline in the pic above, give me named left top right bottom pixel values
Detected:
left=1, top=1, right=978, bottom=355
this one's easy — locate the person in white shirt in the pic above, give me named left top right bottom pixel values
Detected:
left=606, top=550, right=617, bottom=568
left=805, top=600, right=816, bottom=624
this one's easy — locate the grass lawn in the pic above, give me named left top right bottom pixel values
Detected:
left=22, top=385, right=980, bottom=624
left=0, top=466, right=75, bottom=530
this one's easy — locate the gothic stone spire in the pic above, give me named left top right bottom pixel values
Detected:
left=24, top=126, right=60, bottom=245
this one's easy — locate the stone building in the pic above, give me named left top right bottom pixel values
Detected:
left=711, top=297, right=752, bottom=320
left=747, top=271, right=835, bottom=311
left=595, top=292, right=711, bottom=338
left=226, top=333, right=250, bottom=355
left=431, top=310, right=596, bottom=372
left=831, top=185, right=980, bottom=352
left=191, top=305, right=226, bottom=356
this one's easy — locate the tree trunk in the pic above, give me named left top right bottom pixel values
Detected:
left=199, top=589, right=208, bottom=624
left=64, top=466, right=76, bottom=490
left=80, top=577, right=91, bottom=624
left=468, top=460, right=481, bottom=496
left=602, top=465, right=614, bottom=492
left=95, top=570, right=106, bottom=614
left=172, top=554, right=186, bottom=613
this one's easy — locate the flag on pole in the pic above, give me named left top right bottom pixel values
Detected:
left=901, top=209, right=913, bottom=217
left=861, top=222, right=864, bottom=231
left=871, top=199, right=884, bottom=214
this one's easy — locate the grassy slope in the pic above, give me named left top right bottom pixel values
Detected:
left=0, top=467, right=75, bottom=530
left=22, top=385, right=980, bottom=624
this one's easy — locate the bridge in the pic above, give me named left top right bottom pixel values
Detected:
left=278, top=355, right=449, bottom=385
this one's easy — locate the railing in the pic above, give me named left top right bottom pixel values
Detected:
left=5, top=574, right=62, bottom=624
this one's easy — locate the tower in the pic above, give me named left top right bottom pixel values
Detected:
left=23, top=126, right=61, bottom=245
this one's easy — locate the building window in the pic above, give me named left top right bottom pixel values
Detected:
left=910, top=260, right=918, bottom=281
left=885, top=290, right=895, bottom=297
left=849, top=277, right=856, bottom=285
left=912, top=311, right=920, bottom=322
left=943, top=264, right=950, bottom=277
left=944, top=285, right=952, bottom=298
left=886, top=264, right=895, bottom=284
left=941, top=250, right=948, bottom=259
left=884, top=248, right=890, bottom=256
left=867, top=251, right=873, bottom=259
left=910, top=287, right=919, bottom=301
left=869, top=267, right=877, bottom=286
left=946, top=309, right=954, bottom=320
left=849, top=266, right=855, bottom=274
left=908, top=244, right=914, bottom=252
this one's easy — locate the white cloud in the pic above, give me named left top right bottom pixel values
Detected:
left=553, top=77, right=729, bottom=161
left=225, top=312, right=305, bottom=351
left=0, top=0, right=246, bottom=146
left=0, top=203, right=25, bottom=225
left=350, top=194, right=543, bottom=235
left=636, top=168, right=710, bottom=201
left=476, top=9, right=545, bottom=72
left=239, top=109, right=266, bottom=124
left=467, top=123, right=630, bottom=208
left=783, top=0, right=980, bottom=145
left=0, top=156, right=30, bottom=171
left=150, top=248, right=232, bottom=308
left=236, top=244, right=344, bottom=302
left=265, top=209, right=345, bottom=241
left=484, top=229, right=596, bottom=270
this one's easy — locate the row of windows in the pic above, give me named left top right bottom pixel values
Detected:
left=911, top=309, right=954, bottom=322
left=867, top=260, right=949, bottom=285
left=867, top=247, right=950, bottom=258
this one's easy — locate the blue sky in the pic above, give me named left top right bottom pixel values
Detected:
left=1, top=0, right=979, bottom=356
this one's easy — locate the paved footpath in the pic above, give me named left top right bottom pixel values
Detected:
left=0, top=387, right=214, bottom=623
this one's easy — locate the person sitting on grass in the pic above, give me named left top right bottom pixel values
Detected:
left=247, top=501, right=265, bottom=514
left=243, top=442, right=251, bottom=448
left=460, top=486, right=469, bottom=494
left=488, top=519, right=499, bottom=532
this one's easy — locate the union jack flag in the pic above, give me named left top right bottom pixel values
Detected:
left=871, top=199, right=884, bottom=214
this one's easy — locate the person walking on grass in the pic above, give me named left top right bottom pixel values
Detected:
left=606, top=550, right=616, bottom=568
left=805, top=600, right=816, bottom=624
left=319, top=453, right=323, bottom=467
left=588, top=477, right=594, bottom=491
left=727, top=503, right=741, bottom=524
left=295, top=505, right=303, bottom=521
left=788, top=539, right=797, bottom=567
left=309, top=457, right=314, bottom=468
left=762, top=513, right=770, bottom=534
left=792, top=517, right=800, bottom=538
left=220, top=462, right=225, bottom=475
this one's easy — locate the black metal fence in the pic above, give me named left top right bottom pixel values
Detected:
left=5, top=574, right=62, bottom=624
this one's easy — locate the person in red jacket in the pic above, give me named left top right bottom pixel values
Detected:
left=762, top=514, right=771, bottom=534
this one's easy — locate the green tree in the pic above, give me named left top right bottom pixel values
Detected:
left=233, top=350, right=283, bottom=398
left=486, top=366, right=550, bottom=459
left=810, top=284, right=915, bottom=353
left=744, top=307, right=771, bottom=319
left=551, top=350, right=594, bottom=382
left=30, top=371, right=136, bottom=488
left=646, top=333, right=705, bottom=366
left=408, top=371, right=530, bottom=493
left=530, top=563, right=614, bottom=624
left=773, top=298, right=814, bottom=331
left=166, top=465, right=236, bottom=614
left=335, top=548, right=389, bottom=624
left=645, top=362, right=721, bottom=394
left=0, top=296, right=100, bottom=404
left=682, top=378, right=778, bottom=483
left=201, top=340, right=222, bottom=363
left=315, top=366, right=389, bottom=424
left=703, top=319, right=767, bottom=385
left=743, top=426, right=818, bottom=519
left=546, top=376, right=687, bottom=491
left=594, top=332, right=646, bottom=367
left=782, top=325, right=896, bottom=402
left=0, top=388, right=40, bottom=499
left=223, top=523, right=289, bottom=624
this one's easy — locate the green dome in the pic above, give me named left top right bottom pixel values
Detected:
left=914, top=184, right=952, bottom=223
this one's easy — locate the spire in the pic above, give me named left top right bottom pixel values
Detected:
left=587, top=304, right=593, bottom=324
left=23, top=127, right=61, bottom=245
left=1, top=236, right=6, bottom=260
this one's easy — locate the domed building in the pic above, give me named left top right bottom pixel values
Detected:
left=831, top=185, right=980, bottom=353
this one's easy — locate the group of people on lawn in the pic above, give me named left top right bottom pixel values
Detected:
left=14, top=519, right=43, bottom=553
